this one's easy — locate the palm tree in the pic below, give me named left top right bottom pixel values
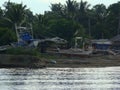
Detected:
left=25, top=9, right=34, bottom=23
left=4, top=1, right=26, bottom=28
left=92, top=4, right=107, bottom=21
left=79, top=0, right=90, bottom=14
left=1, top=1, right=28, bottom=42
left=91, top=4, right=108, bottom=38
left=51, top=3, right=63, bottom=12
left=0, top=8, right=3, bottom=19
left=65, top=0, right=79, bottom=20
left=50, top=3, right=66, bottom=18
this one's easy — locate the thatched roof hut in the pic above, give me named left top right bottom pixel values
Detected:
left=111, top=34, right=120, bottom=42
left=111, top=35, right=120, bottom=50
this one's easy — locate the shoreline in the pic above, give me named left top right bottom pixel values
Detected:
left=0, top=54, right=120, bottom=68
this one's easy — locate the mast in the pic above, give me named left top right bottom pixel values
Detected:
left=117, top=13, right=120, bottom=35
left=88, top=18, right=91, bottom=38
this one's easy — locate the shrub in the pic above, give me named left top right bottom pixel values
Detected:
left=0, top=28, right=16, bottom=45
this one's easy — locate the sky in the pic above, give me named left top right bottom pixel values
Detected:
left=0, top=0, right=119, bottom=14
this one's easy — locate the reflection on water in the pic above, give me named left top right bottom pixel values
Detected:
left=0, top=67, right=120, bottom=90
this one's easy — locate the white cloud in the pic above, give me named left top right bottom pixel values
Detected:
left=39, top=0, right=66, bottom=4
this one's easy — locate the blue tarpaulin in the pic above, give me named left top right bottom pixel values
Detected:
left=20, top=32, right=32, bottom=41
left=93, top=44, right=111, bottom=50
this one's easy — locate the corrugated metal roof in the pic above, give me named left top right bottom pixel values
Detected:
left=91, top=39, right=112, bottom=44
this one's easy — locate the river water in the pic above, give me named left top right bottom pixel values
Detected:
left=0, top=67, right=120, bottom=90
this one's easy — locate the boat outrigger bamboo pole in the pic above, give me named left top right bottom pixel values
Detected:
left=30, top=24, right=34, bottom=39
left=15, top=23, right=20, bottom=42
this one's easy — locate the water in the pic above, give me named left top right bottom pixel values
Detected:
left=0, top=67, right=120, bottom=90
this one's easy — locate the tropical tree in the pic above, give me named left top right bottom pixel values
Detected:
left=91, top=4, right=108, bottom=38
left=3, top=1, right=26, bottom=28
left=47, top=18, right=85, bottom=47
left=33, top=14, right=48, bottom=38
left=106, top=2, right=120, bottom=37
left=0, top=27, right=16, bottom=45
left=0, top=8, right=3, bottom=19
left=79, top=0, right=90, bottom=14
left=25, top=9, right=34, bottom=24
left=75, top=0, right=91, bottom=36
left=50, top=3, right=65, bottom=17
left=92, top=4, right=107, bottom=21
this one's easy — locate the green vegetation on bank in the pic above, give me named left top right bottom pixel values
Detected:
left=0, top=47, right=62, bottom=59
left=5, top=48, right=40, bottom=56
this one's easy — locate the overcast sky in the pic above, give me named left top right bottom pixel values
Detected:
left=0, top=0, right=119, bottom=14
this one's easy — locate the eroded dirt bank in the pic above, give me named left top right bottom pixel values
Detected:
left=0, top=54, right=120, bottom=68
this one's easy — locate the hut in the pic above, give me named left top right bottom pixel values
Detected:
left=91, top=39, right=112, bottom=50
left=111, top=34, right=120, bottom=50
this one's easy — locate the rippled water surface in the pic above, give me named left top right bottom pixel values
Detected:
left=0, top=67, right=120, bottom=90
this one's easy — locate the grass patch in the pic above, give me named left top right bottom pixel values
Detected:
left=2, top=47, right=61, bottom=59
left=5, top=47, right=40, bottom=56
left=38, top=53, right=72, bottom=59
left=0, top=47, right=70, bottom=59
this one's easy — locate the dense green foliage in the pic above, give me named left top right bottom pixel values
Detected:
left=0, top=28, right=16, bottom=45
left=0, top=0, right=120, bottom=47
